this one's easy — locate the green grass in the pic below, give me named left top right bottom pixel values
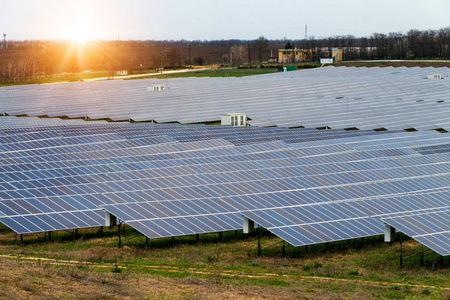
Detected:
left=0, top=70, right=158, bottom=87
left=0, top=224, right=448, bottom=299
left=0, top=68, right=277, bottom=87
left=127, top=68, right=279, bottom=80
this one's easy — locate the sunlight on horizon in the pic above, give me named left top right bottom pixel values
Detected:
left=62, top=19, right=98, bottom=42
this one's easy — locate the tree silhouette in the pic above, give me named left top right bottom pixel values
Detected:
left=253, top=36, right=269, bottom=64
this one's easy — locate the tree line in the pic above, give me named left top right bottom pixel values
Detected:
left=1, top=26, right=449, bottom=82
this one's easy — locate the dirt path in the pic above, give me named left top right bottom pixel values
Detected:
left=82, top=68, right=210, bottom=82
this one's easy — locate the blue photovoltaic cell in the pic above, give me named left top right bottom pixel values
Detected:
left=382, top=209, right=450, bottom=256
left=0, top=118, right=449, bottom=257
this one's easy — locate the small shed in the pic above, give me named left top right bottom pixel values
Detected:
left=147, top=84, right=165, bottom=92
left=117, top=70, right=128, bottom=76
left=221, top=113, right=246, bottom=126
left=427, top=74, right=442, bottom=79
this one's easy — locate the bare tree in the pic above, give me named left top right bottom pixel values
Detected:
left=167, top=48, right=182, bottom=68
left=230, top=44, right=246, bottom=67
left=253, top=36, right=269, bottom=64
left=7, top=61, right=14, bottom=82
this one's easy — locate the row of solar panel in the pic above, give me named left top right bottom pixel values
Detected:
left=1, top=67, right=450, bottom=129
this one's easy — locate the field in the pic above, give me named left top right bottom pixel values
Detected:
left=128, top=68, right=279, bottom=80
left=0, top=223, right=448, bottom=299
left=2, top=60, right=450, bottom=87
left=0, top=68, right=283, bottom=87
left=0, top=70, right=159, bottom=87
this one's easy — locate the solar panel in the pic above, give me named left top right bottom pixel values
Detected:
left=381, top=209, right=450, bottom=256
left=0, top=118, right=449, bottom=257
left=1, top=66, right=450, bottom=130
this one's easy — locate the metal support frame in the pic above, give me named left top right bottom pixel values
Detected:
left=118, top=223, right=122, bottom=248
left=145, top=237, right=149, bottom=251
left=421, top=245, right=424, bottom=266
left=399, top=233, right=403, bottom=268
left=43, top=231, right=52, bottom=242
left=171, top=236, right=175, bottom=247
left=262, top=240, right=284, bottom=251
left=196, top=234, right=199, bottom=243
left=257, top=225, right=261, bottom=256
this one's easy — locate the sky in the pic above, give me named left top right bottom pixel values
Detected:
left=1, top=0, right=449, bottom=41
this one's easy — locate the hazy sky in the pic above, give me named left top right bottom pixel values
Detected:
left=1, top=0, right=449, bottom=41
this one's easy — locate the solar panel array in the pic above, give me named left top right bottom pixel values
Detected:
left=0, top=117, right=449, bottom=256
left=382, top=208, right=450, bottom=256
left=1, top=66, right=450, bottom=130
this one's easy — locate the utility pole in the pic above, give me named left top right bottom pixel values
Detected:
left=209, top=49, right=214, bottom=69
left=291, top=41, right=296, bottom=64
left=3, top=34, right=6, bottom=50
left=248, top=43, right=251, bottom=67
left=188, top=43, right=192, bottom=65
left=305, top=25, right=308, bottom=40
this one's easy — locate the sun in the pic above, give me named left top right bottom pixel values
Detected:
left=65, top=20, right=92, bottom=42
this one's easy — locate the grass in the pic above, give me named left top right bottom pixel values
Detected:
left=0, top=224, right=448, bottom=299
left=0, top=69, right=158, bottom=87
left=2, top=60, right=449, bottom=88
left=126, top=68, right=278, bottom=80
left=0, top=66, right=291, bottom=87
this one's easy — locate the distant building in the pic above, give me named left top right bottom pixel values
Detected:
left=117, top=70, right=128, bottom=76
left=332, top=48, right=343, bottom=62
left=427, top=74, right=442, bottom=79
left=147, top=84, right=165, bottom=92
left=221, top=113, right=246, bottom=126
left=278, top=48, right=317, bottom=63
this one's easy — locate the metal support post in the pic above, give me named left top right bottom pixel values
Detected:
left=20, top=234, right=23, bottom=244
left=196, top=234, right=199, bottom=243
left=282, top=241, right=285, bottom=255
left=171, top=236, right=175, bottom=247
left=420, top=245, right=424, bottom=266
left=48, top=231, right=52, bottom=241
left=118, top=224, right=122, bottom=248
left=145, top=237, right=149, bottom=252
left=399, top=234, right=403, bottom=269
left=219, top=232, right=223, bottom=242
left=257, top=226, right=261, bottom=256
left=235, top=230, right=238, bottom=239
